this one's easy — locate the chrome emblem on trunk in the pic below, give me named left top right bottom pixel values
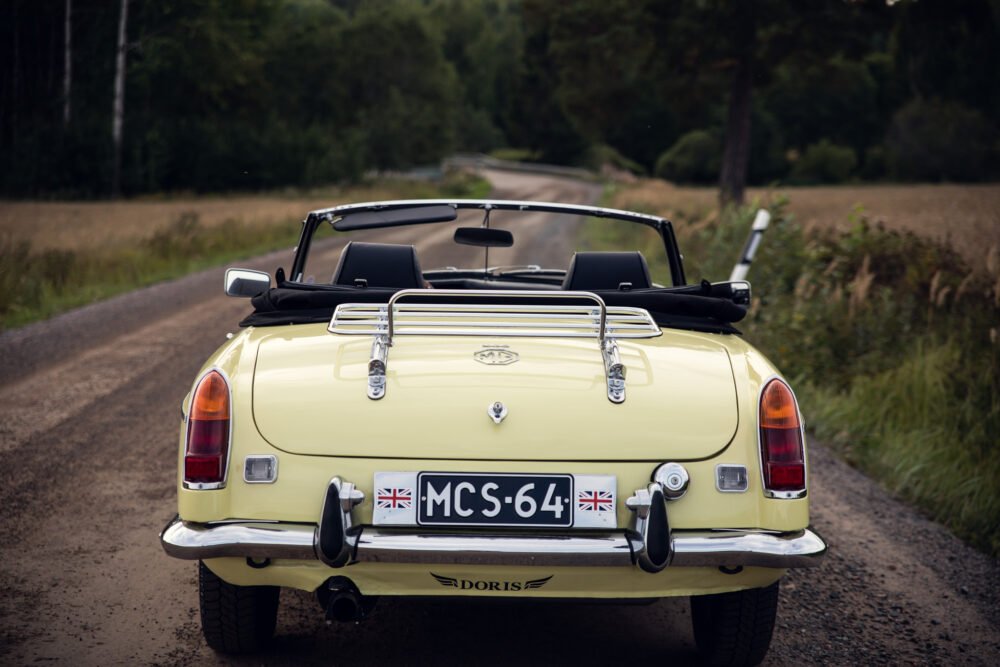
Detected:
left=488, top=401, right=508, bottom=424
left=474, top=347, right=519, bottom=365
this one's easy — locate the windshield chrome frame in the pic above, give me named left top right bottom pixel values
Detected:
left=289, top=199, right=686, bottom=287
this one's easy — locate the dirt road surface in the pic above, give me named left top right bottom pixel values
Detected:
left=1, top=170, right=997, bottom=666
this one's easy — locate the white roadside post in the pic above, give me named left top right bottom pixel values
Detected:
left=729, top=209, right=771, bottom=282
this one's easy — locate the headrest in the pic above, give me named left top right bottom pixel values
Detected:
left=331, top=242, right=424, bottom=288
left=562, top=251, right=653, bottom=291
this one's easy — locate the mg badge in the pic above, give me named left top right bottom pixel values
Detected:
left=474, top=347, right=519, bottom=366
left=488, top=401, right=508, bottom=424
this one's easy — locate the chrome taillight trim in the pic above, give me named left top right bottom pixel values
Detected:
left=756, top=375, right=808, bottom=500
left=182, top=366, right=234, bottom=491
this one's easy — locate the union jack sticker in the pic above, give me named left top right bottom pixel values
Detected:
left=577, top=489, right=614, bottom=512
left=376, top=487, right=413, bottom=510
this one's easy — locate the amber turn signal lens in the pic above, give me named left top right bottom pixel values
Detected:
left=760, top=379, right=800, bottom=429
left=190, top=370, right=230, bottom=421
left=759, top=378, right=806, bottom=493
left=184, top=370, right=231, bottom=486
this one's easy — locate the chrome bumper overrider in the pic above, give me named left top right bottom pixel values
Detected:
left=161, top=479, right=827, bottom=571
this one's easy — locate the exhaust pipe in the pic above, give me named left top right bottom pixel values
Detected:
left=319, top=576, right=375, bottom=623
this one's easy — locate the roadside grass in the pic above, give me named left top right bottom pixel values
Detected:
left=0, top=172, right=489, bottom=330
left=595, top=181, right=1000, bottom=556
left=613, top=179, right=1000, bottom=272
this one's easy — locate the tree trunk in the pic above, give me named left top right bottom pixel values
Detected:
left=11, top=2, right=19, bottom=144
left=718, top=3, right=756, bottom=207
left=63, top=0, right=72, bottom=128
left=111, top=0, right=129, bottom=198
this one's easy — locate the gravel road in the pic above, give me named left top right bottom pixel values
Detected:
left=1, top=170, right=997, bottom=666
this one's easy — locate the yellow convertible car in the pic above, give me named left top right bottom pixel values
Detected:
left=160, top=199, right=826, bottom=664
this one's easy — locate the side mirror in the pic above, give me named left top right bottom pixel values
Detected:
left=225, top=268, right=271, bottom=298
left=715, top=280, right=751, bottom=305
left=454, top=227, right=514, bottom=248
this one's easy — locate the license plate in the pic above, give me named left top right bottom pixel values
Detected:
left=417, top=472, right=573, bottom=527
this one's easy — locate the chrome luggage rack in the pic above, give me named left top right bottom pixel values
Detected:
left=328, top=289, right=661, bottom=403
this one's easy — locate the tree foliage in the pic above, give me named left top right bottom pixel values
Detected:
left=0, top=0, right=997, bottom=197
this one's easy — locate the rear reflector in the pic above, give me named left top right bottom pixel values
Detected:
left=759, top=379, right=806, bottom=495
left=715, top=465, right=748, bottom=492
left=184, top=370, right=231, bottom=487
left=244, top=455, right=278, bottom=483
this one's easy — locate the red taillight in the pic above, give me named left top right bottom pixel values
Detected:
left=184, top=370, right=230, bottom=486
left=759, top=379, right=806, bottom=493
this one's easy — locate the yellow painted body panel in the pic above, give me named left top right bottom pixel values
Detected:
left=252, top=326, right=739, bottom=460
left=177, top=321, right=811, bottom=597
left=204, top=558, right=783, bottom=599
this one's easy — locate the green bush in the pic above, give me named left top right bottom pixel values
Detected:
left=654, top=130, right=721, bottom=184
left=886, top=98, right=998, bottom=181
left=788, top=139, right=857, bottom=184
left=688, top=205, right=1000, bottom=555
left=588, top=194, right=1000, bottom=555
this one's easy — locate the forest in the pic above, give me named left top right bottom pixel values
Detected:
left=1, top=0, right=998, bottom=199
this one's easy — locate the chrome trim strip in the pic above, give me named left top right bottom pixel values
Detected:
left=310, top=198, right=668, bottom=228
left=160, top=517, right=826, bottom=569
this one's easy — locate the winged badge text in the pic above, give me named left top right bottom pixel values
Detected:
left=430, top=573, right=553, bottom=591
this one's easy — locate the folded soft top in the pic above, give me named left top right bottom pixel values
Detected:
left=240, top=285, right=745, bottom=334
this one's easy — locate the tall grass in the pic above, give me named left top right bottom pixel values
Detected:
left=0, top=172, right=490, bottom=330
left=0, top=213, right=299, bottom=329
left=599, top=185, right=1000, bottom=555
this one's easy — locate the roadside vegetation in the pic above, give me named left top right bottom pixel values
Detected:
left=0, top=172, right=487, bottom=330
left=596, top=182, right=1000, bottom=556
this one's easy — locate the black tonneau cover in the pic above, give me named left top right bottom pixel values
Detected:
left=240, top=285, right=745, bottom=334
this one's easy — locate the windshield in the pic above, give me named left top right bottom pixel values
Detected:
left=294, top=204, right=679, bottom=288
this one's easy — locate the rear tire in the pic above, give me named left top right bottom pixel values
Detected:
left=198, top=561, right=279, bottom=654
left=690, top=580, right=779, bottom=666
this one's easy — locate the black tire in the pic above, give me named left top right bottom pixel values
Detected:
left=690, top=580, right=780, bottom=667
left=198, top=561, right=280, bottom=654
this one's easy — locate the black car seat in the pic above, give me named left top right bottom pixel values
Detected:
left=561, top=251, right=653, bottom=291
left=331, top=242, right=425, bottom=288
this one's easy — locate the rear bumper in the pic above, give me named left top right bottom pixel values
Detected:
left=160, top=519, right=826, bottom=570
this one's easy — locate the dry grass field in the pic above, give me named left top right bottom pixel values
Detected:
left=611, top=180, right=1000, bottom=269
left=0, top=183, right=423, bottom=252
left=0, top=175, right=488, bottom=329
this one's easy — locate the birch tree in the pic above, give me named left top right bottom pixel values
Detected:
left=111, top=0, right=128, bottom=197
left=63, top=0, right=71, bottom=127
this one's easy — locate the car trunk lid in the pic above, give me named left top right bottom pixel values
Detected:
left=251, top=329, right=738, bottom=461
